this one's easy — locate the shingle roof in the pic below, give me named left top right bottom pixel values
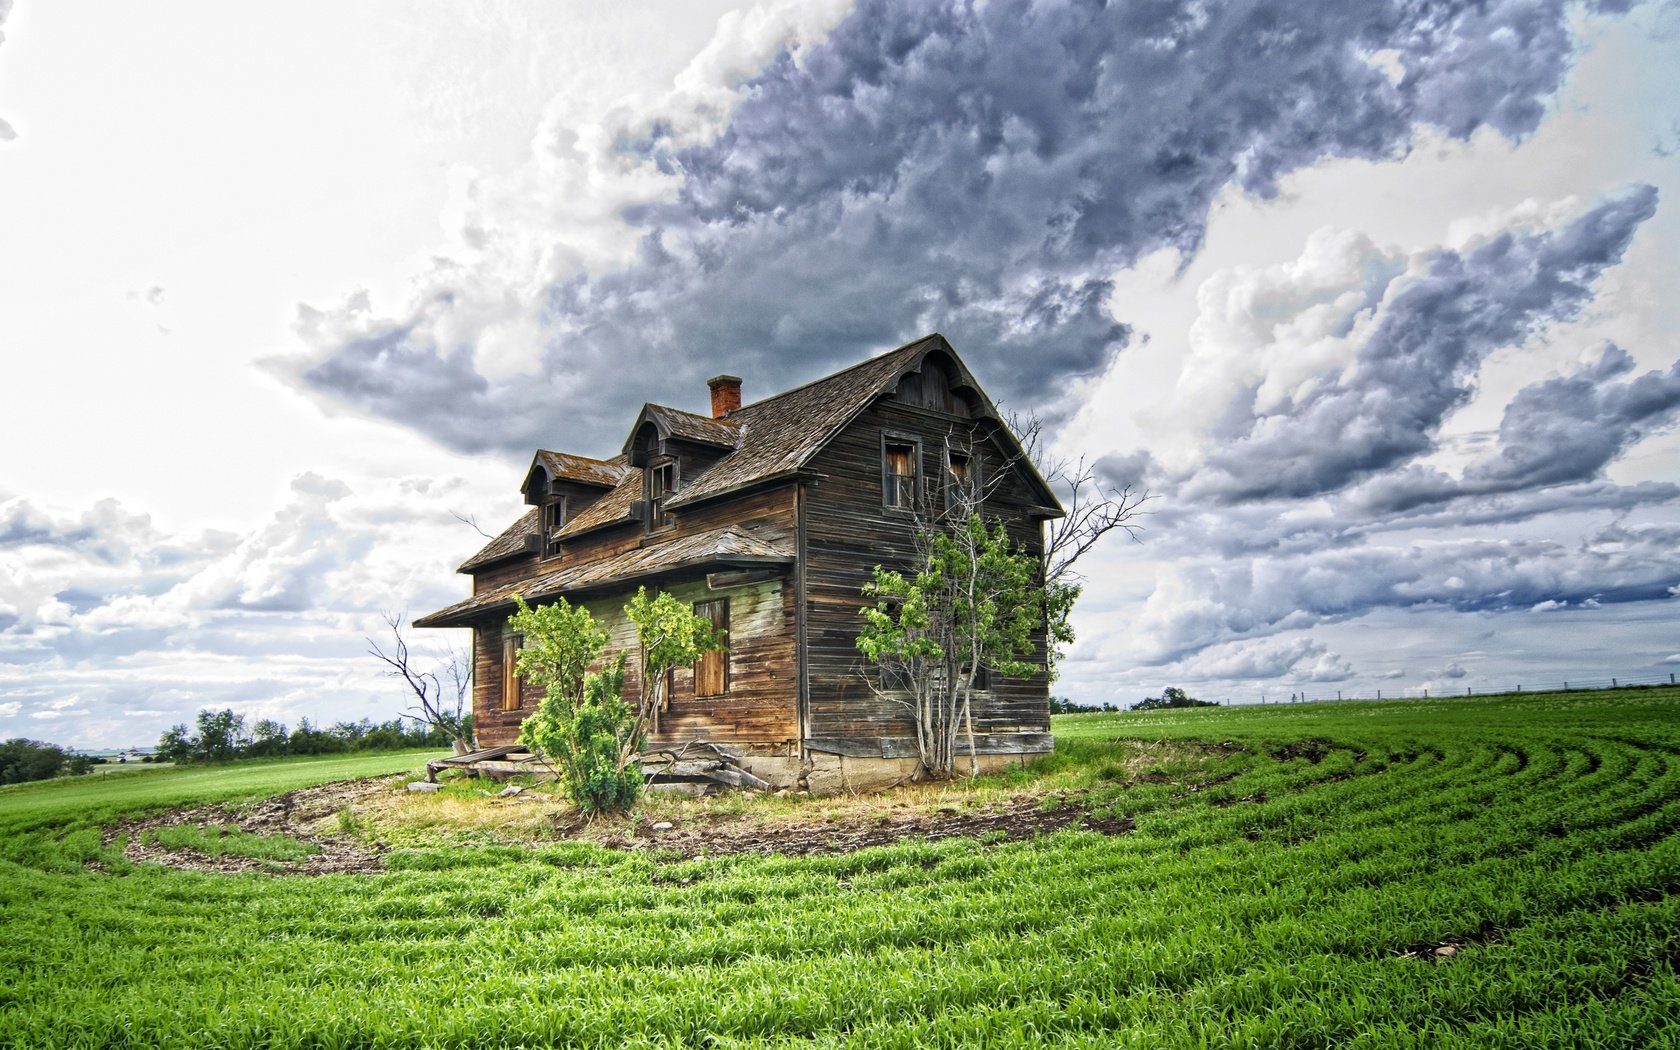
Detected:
left=632, top=404, right=742, bottom=451
left=535, top=450, right=624, bottom=488
left=457, top=507, right=539, bottom=573
left=416, top=524, right=794, bottom=628
left=449, top=333, right=1061, bottom=572
left=665, top=335, right=937, bottom=509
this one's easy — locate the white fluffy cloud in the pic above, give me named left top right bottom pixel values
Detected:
left=0, top=475, right=483, bottom=746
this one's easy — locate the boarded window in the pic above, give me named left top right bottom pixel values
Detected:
left=501, top=633, right=523, bottom=711
left=693, top=598, right=729, bottom=698
left=883, top=440, right=917, bottom=509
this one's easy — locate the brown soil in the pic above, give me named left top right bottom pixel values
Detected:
left=102, top=776, right=1134, bottom=877
left=103, top=776, right=396, bottom=876
left=610, top=794, right=1132, bottom=860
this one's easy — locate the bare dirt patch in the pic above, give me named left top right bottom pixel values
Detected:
left=609, top=793, right=1132, bottom=859
left=103, top=776, right=1134, bottom=876
left=103, top=776, right=398, bottom=876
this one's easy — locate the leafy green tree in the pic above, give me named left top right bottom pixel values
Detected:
left=511, top=588, right=721, bottom=814
left=194, top=708, right=246, bottom=762
left=856, top=514, right=1048, bottom=780
left=0, top=738, right=71, bottom=784
left=287, top=717, right=343, bottom=755
left=509, top=595, right=631, bottom=812
left=619, top=586, right=726, bottom=771
left=156, top=724, right=195, bottom=764
left=247, top=719, right=289, bottom=757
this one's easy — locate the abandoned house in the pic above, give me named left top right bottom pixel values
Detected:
left=414, top=334, right=1064, bottom=791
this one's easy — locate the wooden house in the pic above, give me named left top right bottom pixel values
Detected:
left=415, top=334, right=1063, bottom=791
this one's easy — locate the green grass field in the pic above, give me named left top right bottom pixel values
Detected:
left=2, top=694, right=1677, bottom=1048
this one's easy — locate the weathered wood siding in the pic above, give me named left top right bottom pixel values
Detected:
left=800, top=395, right=1052, bottom=756
left=469, top=482, right=799, bottom=750
left=474, top=555, right=538, bottom=594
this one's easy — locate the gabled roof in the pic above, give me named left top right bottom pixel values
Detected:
left=533, top=450, right=624, bottom=489
left=454, top=333, right=1064, bottom=572
left=665, top=335, right=939, bottom=508
left=416, top=524, right=794, bottom=628
left=622, top=403, right=742, bottom=455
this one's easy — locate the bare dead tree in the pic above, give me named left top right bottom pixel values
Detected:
left=1005, top=410, right=1152, bottom=585
left=450, top=510, right=494, bottom=539
left=367, top=611, right=475, bottom=755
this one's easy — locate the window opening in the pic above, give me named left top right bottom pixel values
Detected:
left=883, top=440, right=917, bottom=509
left=647, top=462, right=676, bottom=530
left=501, top=633, right=524, bottom=711
left=945, top=448, right=977, bottom=511
left=541, top=498, right=566, bottom=557
left=693, top=598, right=729, bottom=697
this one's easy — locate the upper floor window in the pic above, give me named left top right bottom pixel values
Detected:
left=883, top=438, right=918, bottom=510
left=541, top=498, right=566, bottom=558
left=647, top=461, right=677, bottom=531
left=945, top=448, right=978, bottom=511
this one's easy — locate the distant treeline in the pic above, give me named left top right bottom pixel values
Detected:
left=1051, top=687, right=1218, bottom=714
left=1, top=738, right=96, bottom=785
left=158, top=708, right=467, bottom=765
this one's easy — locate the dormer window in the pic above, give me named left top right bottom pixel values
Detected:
left=541, top=498, right=566, bottom=558
left=647, top=460, right=677, bottom=531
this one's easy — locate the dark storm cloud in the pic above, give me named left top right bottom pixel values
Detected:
left=1135, top=518, right=1680, bottom=663
left=1186, top=186, right=1660, bottom=503
left=1476, top=345, right=1680, bottom=487
left=283, top=0, right=1629, bottom=459
left=1345, top=342, right=1680, bottom=515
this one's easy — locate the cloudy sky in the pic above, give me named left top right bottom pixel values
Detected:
left=2, top=0, right=1677, bottom=746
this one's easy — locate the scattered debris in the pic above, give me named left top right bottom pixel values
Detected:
left=102, top=777, right=395, bottom=876
left=99, top=776, right=1138, bottom=877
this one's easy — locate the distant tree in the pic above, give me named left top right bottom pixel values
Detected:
left=156, top=724, right=195, bottom=764
left=194, top=709, right=246, bottom=762
left=1049, top=697, right=1119, bottom=714
left=1130, top=687, right=1217, bottom=712
left=247, top=719, right=290, bottom=758
left=287, top=717, right=343, bottom=756
left=157, top=710, right=248, bottom=764
left=0, top=738, right=72, bottom=784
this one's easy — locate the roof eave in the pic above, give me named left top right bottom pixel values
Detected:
left=414, top=552, right=794, bottom=629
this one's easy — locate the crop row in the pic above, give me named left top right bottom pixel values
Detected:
left=1, top=693, right=1676, bottom=1047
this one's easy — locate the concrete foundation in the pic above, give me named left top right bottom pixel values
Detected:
left=735, top=750, right=1046, bottom=795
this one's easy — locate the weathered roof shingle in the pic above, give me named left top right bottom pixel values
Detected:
left=417, top=524, right=793, bottom=628
left=446, top=333, right=1059, bottom=575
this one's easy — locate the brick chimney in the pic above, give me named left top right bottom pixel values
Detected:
left=707, top=374, right=743, bottom=418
